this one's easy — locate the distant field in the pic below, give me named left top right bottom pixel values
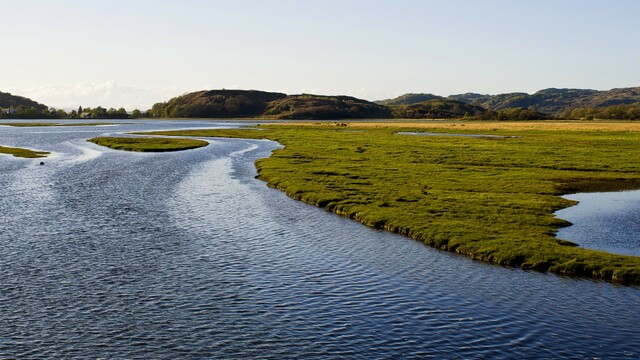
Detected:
left=88, top=136, right=209, bottom=152
left=143, top=122, right=640, bottom=284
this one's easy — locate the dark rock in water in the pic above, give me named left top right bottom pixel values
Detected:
left=40, top=161, right=44, bottom=165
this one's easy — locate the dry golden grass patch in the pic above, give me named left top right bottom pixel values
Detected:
left=269, top=120, right=640, bottom=132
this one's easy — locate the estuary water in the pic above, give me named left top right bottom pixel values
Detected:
left=1, top=120, right=639, bottom=358
left=556, top=191, right=640, bottom=257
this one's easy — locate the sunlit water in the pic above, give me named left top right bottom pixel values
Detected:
left=556, top=191, right=640, bottom=257
left=1, top=120, right=639, bottom=358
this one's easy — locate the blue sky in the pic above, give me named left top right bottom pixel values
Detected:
left=2, top=0, right=639, bottom=109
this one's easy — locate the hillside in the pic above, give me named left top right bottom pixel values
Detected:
left=0, top=91, right=48, bottom=111
left=383, top=87, right=640, bottom=116
left=150, top=90, right=391, bottom=119
left=389, top=99, right=485, bottom=119
left=265, top=94, right=391, bottom=119
left=149, top=89, right=558, bottom=120
left=5, top=86, right=637, bottom=120
left=452, top=87, right=640, bottom=115
left=149, top=90, right=287, bottom=118
left=376, top=93, right=444, bottom=106
left=447, top=93, right=491, bottom=104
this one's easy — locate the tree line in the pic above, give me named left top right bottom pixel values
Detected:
left=560, top=103, right=640, bottom=120
left=2, top=98, right=640, bottom=121
left=0, top=105, right=150, bottom=119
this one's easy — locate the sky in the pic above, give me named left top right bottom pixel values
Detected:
left=1, top=0, right=639, bottom=110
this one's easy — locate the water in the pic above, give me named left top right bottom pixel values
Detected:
left=556, top=191, right=640, bottom=257
left=1, top=120, right=639, bottom=358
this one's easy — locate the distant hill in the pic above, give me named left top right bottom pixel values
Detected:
left=265, top=94, right=390, bottom=119
left=151, top=90, right=390, bottom=119
left=382, top=87, right=640, bottom=116
left=563, top=103, right=640, bottom=120
left=0, top=91, right=48, bottom=111
left=447, top=93, right=490, bottom=104
left=3, top=86, right=640, bottom=120
left=150, top=89, right=585, bottom=120
left=149, top=90, right=287, bottom=118
left=376, top=93, right=444, bottom=106
left=389, top=99, right=485, bottom=119
left=449, top=87, right=640, bottom=115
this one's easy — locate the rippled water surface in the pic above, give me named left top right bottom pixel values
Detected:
left=1, top=120, right=639, bottom=358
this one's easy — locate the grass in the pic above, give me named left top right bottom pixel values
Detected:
left=88, top=136, right=209, bottom=152
left=0, top=122, right=120, bottom=127
left=0, top=145, right=49, bottom=158
left=142, top=121, right=640, bottom=284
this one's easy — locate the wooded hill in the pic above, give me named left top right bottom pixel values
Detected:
left=150, top=90, right=546, bottom=120
left=149, top=90, right=287, bottom=118
left=445, top=87, right=640, bottom=115
left=149, top=91, right=391, bottom=120
left=389, top=99, right=486, bottom=119
left=0, top=91, right=47, bottom=111
left=0, top=91, right=49, bottom=118
left=378, top=87, right=640, bottom=119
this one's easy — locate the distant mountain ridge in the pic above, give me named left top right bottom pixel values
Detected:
left=3, top=86, right=640, bottom=120
left=459, top=87, right=640, bottom=115
left=376, top=93, right=444, bottom=106
left=381, top=87, right=640, bottom=115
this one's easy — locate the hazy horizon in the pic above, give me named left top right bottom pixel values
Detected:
left=3, top=0, right=639, bottom=109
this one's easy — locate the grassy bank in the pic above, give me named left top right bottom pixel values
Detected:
left=144, top=122, right=640, bottom=284
left=88, top=136, right=208, bottom=152
left=0, top=145, right=49, bottom=158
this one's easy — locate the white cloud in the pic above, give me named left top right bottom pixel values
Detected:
left=8, top=81, right=184, bottom=110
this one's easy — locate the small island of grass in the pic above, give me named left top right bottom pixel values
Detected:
left=88, top=136, right=208, bottom=152
left=0, top=145, right=49, bottom=158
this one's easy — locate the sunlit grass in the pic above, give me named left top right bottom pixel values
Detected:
left=88, top=136, right=208, bottom=152
left=0, top=145, right=49, bottom=158
left=144, top=122, right=640, bottom=284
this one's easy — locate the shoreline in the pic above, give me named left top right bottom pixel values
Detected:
left=87, top=136, right=209, bottom=152
left=139, top=122, right=640, bottom=285
left=0, top=144, right=49, bottom=158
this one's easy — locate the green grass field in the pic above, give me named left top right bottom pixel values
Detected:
left=0, top=145, right=49, bottom=158
left=88, top=136, right=209, bottom=152
left=142, top=122, right=640, bottom=284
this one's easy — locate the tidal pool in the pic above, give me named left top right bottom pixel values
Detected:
left=556, top=190, right=640, bottom=257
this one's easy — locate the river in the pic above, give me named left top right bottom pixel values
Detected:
left=1, top=120, right=638, bottom=358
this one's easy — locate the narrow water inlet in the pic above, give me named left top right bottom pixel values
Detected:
left=555, top=190, right=640, bottom=257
